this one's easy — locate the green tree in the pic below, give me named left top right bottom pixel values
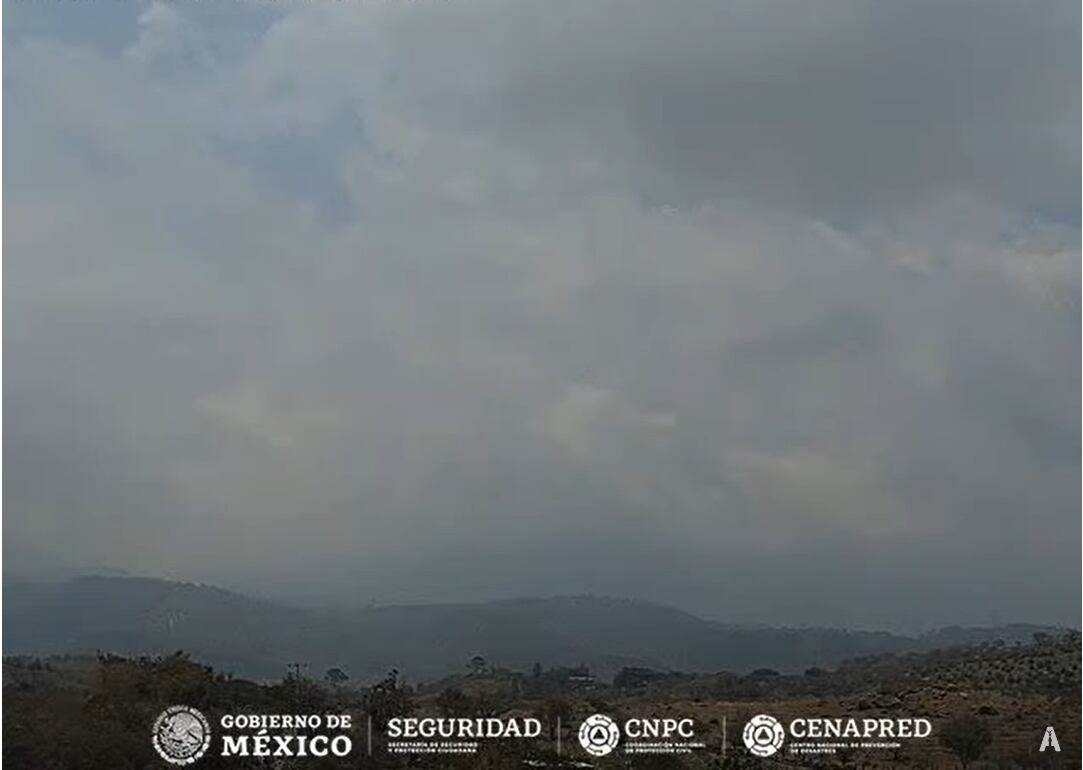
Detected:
left=435, top=687, right=471, bottom=717
left=365, top=669, right=412, bottom=727
left=939, top=714, right=992, bottom=769
left=324, top=667, right=349, bottom=686
left=543, top=698, right=571, bottom=741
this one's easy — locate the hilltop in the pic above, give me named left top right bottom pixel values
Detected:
left=3, top=576, right=1066, bottom=683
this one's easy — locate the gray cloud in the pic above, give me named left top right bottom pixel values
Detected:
left=387, top=0, right=1079, bottom=217
left=3, top=0, right=1078, bottom=631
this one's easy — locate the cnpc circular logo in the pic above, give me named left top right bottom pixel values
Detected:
left=152, top=705, right=212, bottom=765
left=743, top=713, right=785, bottom=757
left=578, top=713, right=620, bottom=757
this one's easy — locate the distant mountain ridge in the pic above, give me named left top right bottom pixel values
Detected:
left=2, top=576, right=1064, bottom=683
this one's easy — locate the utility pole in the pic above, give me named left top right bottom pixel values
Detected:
left=287, top=662, right=307, bottom=707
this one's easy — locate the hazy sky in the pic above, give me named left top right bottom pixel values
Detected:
left=4, top=0, right=1079, bottom=631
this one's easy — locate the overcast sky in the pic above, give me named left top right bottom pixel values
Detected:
left=4, top=0, right=1079, bottom=631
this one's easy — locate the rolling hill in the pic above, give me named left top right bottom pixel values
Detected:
left=2, top=576, right=1062, bottom=683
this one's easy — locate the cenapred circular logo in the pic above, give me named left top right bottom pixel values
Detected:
left=743, top=713, right=785, bottom=757
left=153, top=705, right=212, bottom=765
left=578, top=713, right=620, bottom=757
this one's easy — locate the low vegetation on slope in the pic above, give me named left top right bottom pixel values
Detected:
left=4, top=631, right=1079, bottom=769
